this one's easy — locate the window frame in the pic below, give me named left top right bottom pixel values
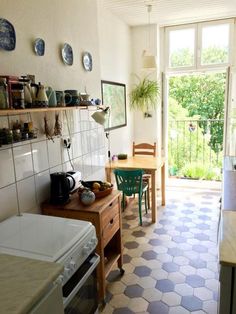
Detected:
left=165, top=19, right=234, bottom=73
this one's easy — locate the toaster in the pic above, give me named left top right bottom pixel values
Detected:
left=66, top=171, right=82, bottom=192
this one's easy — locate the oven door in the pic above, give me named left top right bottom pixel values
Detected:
left=63, top=253, right=100, bottom=314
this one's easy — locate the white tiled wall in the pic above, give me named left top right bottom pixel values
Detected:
left=0, top=108, right=106, bottom=221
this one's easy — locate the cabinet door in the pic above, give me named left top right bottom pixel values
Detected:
left=219, top=265, right=234, bottom=314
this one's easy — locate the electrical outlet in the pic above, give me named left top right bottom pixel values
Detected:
left=62, top=137, right=71, bottom=149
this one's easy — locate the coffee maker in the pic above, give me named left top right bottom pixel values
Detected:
left=50, top=172, right=75, bottom=204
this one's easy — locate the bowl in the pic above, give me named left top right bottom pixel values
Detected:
left=81, top=181, right=113, bottom=199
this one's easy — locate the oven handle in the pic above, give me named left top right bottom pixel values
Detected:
left=63, top=253, right=100, bottom=308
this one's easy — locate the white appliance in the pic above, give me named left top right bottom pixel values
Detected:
left=67, top=171, right=82, bottom=192
left=0, top=213, right=99, bottom=313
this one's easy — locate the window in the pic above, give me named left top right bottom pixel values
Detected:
left=166, top=19, right=233, bottom=71
left=169, top=27, right=195, bottom=68
left=200, top=22, right=230, bottom=66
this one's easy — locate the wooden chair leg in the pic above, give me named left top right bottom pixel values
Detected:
left=122, top=193, right=125, bottom=211
left=144, top=191, right=148, bottom=214
left=138, top=194, right=143, bottom=226
left=147, top=179, right=150, bottom=209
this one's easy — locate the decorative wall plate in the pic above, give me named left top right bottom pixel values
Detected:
left=62, top=43, right=73, bottom=65
left=0, top=18, right=16, bottom=51
left=82, top=51, right=92, bottom=71
left=34, top=38, right=45, bottom=56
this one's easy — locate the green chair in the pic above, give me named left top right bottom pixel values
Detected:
left=114, top=169, right=149, bottom=225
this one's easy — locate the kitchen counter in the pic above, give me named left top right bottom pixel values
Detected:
left=220, top=210, right=236, bottom=266
left=0, top=253, right=63, bottom=314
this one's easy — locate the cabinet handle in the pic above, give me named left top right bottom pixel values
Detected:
left=109, top=218, right=114, bottom=225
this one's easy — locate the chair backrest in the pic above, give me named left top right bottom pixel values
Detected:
left=114, top=169, right=144, bottom=196
left=133, top=142, right=157, bottom=157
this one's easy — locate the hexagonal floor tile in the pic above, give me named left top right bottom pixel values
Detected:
left=124, top=241, right=139, bottom=249
left=162, top=291, right=181, bottom=306
left=127, top=297, right=149, bottom=312
left=189, top=259, right=207, bottom=269
left=147, top=301, right=169, bottom=314
left=168, top=247, right=183, bottom=257
left=174, top=283, right=194, bottom=296
left=148, top=238, right=162, bottom=246
left=154, top=228, right=167, bottom=235
left=162, top=262, right=179, bottom=273
left=194, top=287, right=214, bottom=301
left=134, top=265, right=151, bottom=277
left=132, top=230, right=146, bottom=237
left=142, top=287, right=162, bottom=302
left=172, top=235, right=187, bottom=243
left=186, top=274, right=205, bottom=288
left=123, top=254, right=132, bottom=264
left=181, top=295, right=203, bottom=311
left=194, top=233, right=210, bottom=241
left=192, top=244, right=208, bottom=253
left=124, top=284, right=144, bottom=298
left=141, top=250, right=157, bottom=260
left=155, top=279, right=175, bottom=292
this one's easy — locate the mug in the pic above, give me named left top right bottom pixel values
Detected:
left=55, top=91, right=65, bottom=107
left=46, top=87, right=57, bottom=107
left=64, top=91, right=80, bottom=106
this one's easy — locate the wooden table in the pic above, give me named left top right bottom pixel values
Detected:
left=105, top=156, right=166, bottom=223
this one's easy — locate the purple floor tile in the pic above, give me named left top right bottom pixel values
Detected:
left=123, top=254, right=132, bottom=264
left=113, top=308, right=135, bottom=314
left=147, top=301, right=169, bottom=314
left=148, top=238, right=162, bottom=246
left=156, top=279, right=175, bottom=292
left=181, top=295, right=203, bottom=311
left=186, top=274, right=205, bottom=287
left=194, top=233, right=210, bottom=241
left=124, top=284, right=144, bottom=298
left=189, top=259, right=207, bottom=269
left=134, top=265, right=151, bottom=277
left=162, top=262, right=179, bottom=272
left=154, top=228, right=167, bottom=235
left=142, top=250, right=158, bottom=260
left=192, top=244, right=208, bottom=253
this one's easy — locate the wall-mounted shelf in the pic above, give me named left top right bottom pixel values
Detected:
left=0, top=105, right=89, bottom=116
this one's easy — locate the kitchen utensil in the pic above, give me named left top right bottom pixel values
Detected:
left=56, top=91, right=65, bottom=107
left=50, top=172, right=75, bottom=204
left=31, top=82, right=48, bottom=107
left=19, top=76, right=33, bottom=108
left=46, top=86, right=57, bottom=107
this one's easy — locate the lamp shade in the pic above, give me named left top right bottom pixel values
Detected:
left=91, top=107, right=109, bottom=126
left=142, top=54, right=156, bottom=69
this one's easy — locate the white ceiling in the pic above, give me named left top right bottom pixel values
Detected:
left=102, top=0, right=236, bottom=26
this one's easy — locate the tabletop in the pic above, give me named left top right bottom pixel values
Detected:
left=106, top=156, right=165, bottom=171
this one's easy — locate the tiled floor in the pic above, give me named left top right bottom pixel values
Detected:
left=100, top=181, right=221, bottom=314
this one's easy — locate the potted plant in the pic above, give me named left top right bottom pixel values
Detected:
left=130, top=76, right=160, bottom=112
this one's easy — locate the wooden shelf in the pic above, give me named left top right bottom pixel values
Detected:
left=0, top=105, right=89, bottom=116
left=104, top=250, right=121, bottom=278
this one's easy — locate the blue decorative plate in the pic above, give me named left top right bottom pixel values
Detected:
left=82, top=51, right=92, bottom=71
left=34, top=38, right=45, bottom=56
left=62, top=43, right=73, bottom=66
left=0, top=18, right=16, bottom=51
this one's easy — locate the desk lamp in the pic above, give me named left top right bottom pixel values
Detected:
left=91, top=107, right=111, bottom=160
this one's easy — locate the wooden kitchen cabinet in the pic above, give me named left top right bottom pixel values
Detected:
left=41, top=190, right=124, bottom=303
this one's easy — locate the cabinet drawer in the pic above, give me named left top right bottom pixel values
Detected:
left=103, top=212, right=119, bottom=247
left=101, top=199, right=119, bottom=227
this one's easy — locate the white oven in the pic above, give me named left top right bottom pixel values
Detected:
left=0, top=213, right=100, bottom=314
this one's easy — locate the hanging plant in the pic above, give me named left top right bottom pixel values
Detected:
left=130, top=76, right=160, bottom=112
